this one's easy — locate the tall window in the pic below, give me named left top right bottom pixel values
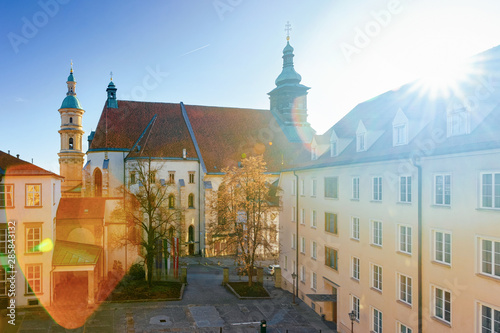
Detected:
left=399, top=225, right=412, bottom=254
left=0, top=267, right=7, bottom=296
left=26, top=225, right=41, bottom=253
left=188, top=193, right=194, bottom=208
left=311, top=179, right=317, bottom=197
left=291, top=233, right=296, bottom=249
left=481, top=172, right=500, bottom=209
left=372, top=177, right=382, bottom=201
left=325, top=247, right=338, bottom=271
left=480, top=304, right=500, bottom=333
left=300, top=265, right=305, bottom=282
left=398, top=273, right=412, bottom=305
left=434, top=230, right=451, bottom=265
left=325, top=213, right=338, bottom=234
left=149, top=171, right=156, bottom=184
left=26, top=264, right=42, bottom=294
left=372, top=308, right=383, bottom=333
left=480, top=238, right=500, bottom=279
left=0, top=228, right=7, bottom=254
left=400, top=176, right=412, bottom=203
left=433, top=286, right=451, bottom=324
left=69, top=137, right=74, bottom=149
left=372, top=264, right=383, bottom=291
left=300, top=237, right=305, bottom=254
left=0, top=184, right=14, bottom=208
left=168, top=194, right=175, bottom=208
left=351, top=217, right=360, bottom=240
left=168, top=172, right=175, bottom=184
left=351, top=295, right=360, bottom=320
left=311, top=210, right=317, bottom=228
left=434, top=174, right=451, bottom=205
left=447, top=110, right=468, bottom=136
left=357, top=134, right=365, bottom=152
left=300, top=208, right=305, bottom=225
left=188, top=172, right=195, bottom=184
left=130, top=172, right=136, bottom=185
left=352, top=177, right=359, bottom=200
left=300, top=179, right=305, bottom=195
left=26, top=184, right=41, bottom=207
left=291, top=206, right=296, bottom=222
left=311, top=272, right=317, bottom=290
left=394, top=124, right=407, bottom=145
left=352, top=257, right=360, bottom=280
left=331, top=141, right=337, bottom=157
left=291, top=179, right=296, bottom=195
left=371, top=220, right=383, bottom=247
left=311, top=241, right=317, bottom=259
left=324, top=177, right=339, bottom=199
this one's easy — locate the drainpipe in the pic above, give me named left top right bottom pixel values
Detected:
left=123, top=152, right=127, bottom=270
left=293, top=171, right=299, bottom=301
left=412, top=156, right=423, bottom=333
left=198, top=161, right=202, bottom=256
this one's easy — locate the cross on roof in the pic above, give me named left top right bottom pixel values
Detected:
left=110, top=71, right=113, bottom=81
left=285, top=21, right=292, bottom=40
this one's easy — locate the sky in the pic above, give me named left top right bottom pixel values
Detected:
left=1, top=0, right=500, bottom=173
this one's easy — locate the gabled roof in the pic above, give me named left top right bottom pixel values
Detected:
left=0, top=150, right=62, bottom=178
left=57, top=197, right=107, bottom=220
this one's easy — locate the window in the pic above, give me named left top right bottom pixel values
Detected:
left=291, top=233, right=296, bottom=249
left=188, top=193, right=194, bottom=208
left=291, top=179, right=296, bottom=195
left=351, top=295, right=360, bottom=320
left=300, top=180, right=305, bottom=195
left=69, top=117, right=73, bottom=124
left=351, top=217, right=360, bottom=240
left=433, top=286, right=451, bottom=324
left=26, top=225, right=41, bottom=253
left=130, top=172, right=136, bottom=185
left=352, top=257, right=360, bottom=280
left=325, top=247, right=338, bottom=270
left=400, top=176, right=412, bottom=203
left=480, top=304, right=500, bottom=333
left=284, top=256, right=288, bottom=271
left=434, top=174, right=451, bottom=205
left=324, top=177, right=338, bottom=199
left=26, top=184, right=41, bottom=207
left=300, top=209, right=305, bottom=225
left=398, top=322, right=413, bottom=333
left=300, top=237, right=305, bottom=254
left=481, top=172, right=500, bottom=209
left=291, top=206, right=296, bottom=222
left=331, top=141, right=337, bottom=157
left=149, top=172, right=156, bottom=184
left=0, top=184, right=14, bottom=208
left=434, top=230, right=451, bottom=265
left=480, top=238, right=500, bottom=279
left=311, top=272, right=317, bottom=290
left=0, top=267, right=7, bottom=296
left=311, top=146, right=317, bottom=160
left=168, top=172, right=175, bottom=184
left=188, top=172, right=195, bottom=184
left=168, top=194, right=175, bottom=209
left=0, top=228, right=7, bottom=254
left=447, top=110, right=468, bottom=136
left=398, top=273, right=412, bottom=305
left=372, top=264, right=382, bottom=291
left=352, top=177, right=359, bottom=200
left=399, top=225, right=412, bottom=254
left=372, top=308, right=383, bottom=333
left=311, top=210, right=317, bottom=228
left=311, top=241, right=317, bottom=259
left=371, top=220, right=383, bottom=247
left=325, top=213, right=338, bottom=234
left=357, top=134, right=365, bottom=152
left=394, top=124, right=407, bottom=145
left=26, top=264, right=42, bottom=294
left=69, top=137, right=74, bottom=149
left=300, top=265, right=305, bottom=282
left=372, top=177, right=382, bottom=201
left=311, top=179, right=317, bottom=196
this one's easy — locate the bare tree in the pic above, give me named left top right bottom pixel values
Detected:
left=207, top=155, right=280, bottom=286
left=113, top=158, right=183, bottom=287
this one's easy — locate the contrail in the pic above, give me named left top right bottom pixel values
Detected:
left=181, top=44, right=210, bottom=57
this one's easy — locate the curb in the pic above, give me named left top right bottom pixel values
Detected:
left=224, top=282, right=272, bottom=300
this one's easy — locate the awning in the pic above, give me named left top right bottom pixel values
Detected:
left=52, top=240, right=102, bottom=266
left=307, top=294, right=337, bottom=302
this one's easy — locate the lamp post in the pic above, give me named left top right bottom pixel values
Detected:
left=349, top=310, right=356, bottom=333
left=291, top=272, right=297, bottom=304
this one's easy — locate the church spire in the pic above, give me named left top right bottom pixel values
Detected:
left=106, top=71, right=118, bottom=108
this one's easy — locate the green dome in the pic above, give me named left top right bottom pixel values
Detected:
left=67, top=73, right=75, bottom=82
left=61, top=95, right=83, bottom=109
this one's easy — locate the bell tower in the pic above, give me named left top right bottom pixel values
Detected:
left=58, top=63, right=85, bottom=197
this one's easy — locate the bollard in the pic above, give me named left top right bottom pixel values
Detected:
left=180, top=267, right=187, bottom=284
left=260, top=319, right=267, bottom=333
left=257, top=267, right=264, bottom=284
left=222, top=267, right=229, bottom=285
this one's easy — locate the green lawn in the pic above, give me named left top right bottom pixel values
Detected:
left=227, top=282, right=270, bottom=297
left=107, top=280, right=183, bottom=301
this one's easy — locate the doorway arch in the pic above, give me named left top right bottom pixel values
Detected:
left=188, top=225, right=194, bottom=255
left=93, top=168, right=102, bottom=197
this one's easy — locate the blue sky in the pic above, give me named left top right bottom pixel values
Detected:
left=2, top=0, right=500, bottom=172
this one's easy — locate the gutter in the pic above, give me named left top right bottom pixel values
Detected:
left=412, top=157, right=423, bottom=333
left=293, top=171, right=299, bottom=301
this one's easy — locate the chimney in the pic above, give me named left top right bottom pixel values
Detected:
left=183, top=148, right=187, bottom=159
left=16, top=154, right=19, bottom=159
left=8, top=150, right=10, bottom=155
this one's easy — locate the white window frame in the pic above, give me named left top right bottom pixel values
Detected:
left=311, top=241, right=317, bottom=259
left=351, top=295, right=360, bottom=320
left=357, top=133, right=366, bottom=152
left=300, top=179, right=305, bottom=196
left=372, top=177, right=382, bottom=201
left=432, top=285, right=452, bottom=324
left=371, top=220, right=383, bottom=247
left=25, top=225, right=42, bottom=254
left=26, top=264, right=42, bottom=294
left=479, top=236, right=500, bottom=279
left=478, top=302, right=500, bottom=333
left=26, top=184, right=41, bottom=207
left=331, top=140, right=338, bottom=157
left=398, top=273, right=412, bottom=305
left=351, top=216, right=360, bottom=240
left=284, top=255, right=288, bottom=271
left=311, top=272, right=317, bottom=290
left=399, top=176, right=412, bottom=203
left=480, top=172, right=500, bottom=209
left=311, top=210, right=317, bottom=228
left=291, top=179, right=296, bottom=195
left=372, top=307, right=383, bottom=333
left=394, top=123, right=408, bottom=146
left=291, top=233, right=296, bottom=249
left=0, top=228, right=7, bottom=254
left=434, top=174, right=451, bottom=206
left=300, top=236, right=305, bottom=254
left=311, top=179, right=317, bottom=197
left=352, top=256, right=360, bottom=281
left=447, top=110, right=469, bottom=137
left=300, top=265, right=305, bottom=282
left=433, top=229, right=452, bottom=265
left=398, top=224, right=412, bottom=255
left=0, top=184, right=14, bottom=208
left=371, top=263, right=383, bottom=292
left=291, top=206, right=296, bottom=222
left=397, top=322, right=413, bottom=333
left=352, top=177, right=359, bottom=200
left=324, top=177, right=339, bottom=199
left=300, top=208, right=305, bottom=225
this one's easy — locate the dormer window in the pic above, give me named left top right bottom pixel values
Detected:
left=330, top=141, right=337, bottom=157
left=394, top=124, right=407, bottom=146
left=311, top=147, right=317, bottom=160
left=447, top=109, right=469, bottom=137
left=357, top=134, right=365, bottom=152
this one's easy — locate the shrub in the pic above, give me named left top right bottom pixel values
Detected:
left=128, top=263, right=146, bottom=280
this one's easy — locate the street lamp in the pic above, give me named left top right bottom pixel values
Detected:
left=291, top=272, right=297, bottom=304
left=349, top=310, right=356, bottom=333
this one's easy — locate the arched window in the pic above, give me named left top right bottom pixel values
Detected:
left=93, top=168, right=102, bottom=197
left=188, top=193, right=194, bottom=208
left=69, top=138, right=74, bottom=150
left=69, top=117, right=73, bottom=124
left=188, top=225, right=194, bottom=255
left=168, top=194, right=175, bottom=209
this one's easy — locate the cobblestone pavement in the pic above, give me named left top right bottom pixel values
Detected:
left=1, top=257, right=335, bottom=332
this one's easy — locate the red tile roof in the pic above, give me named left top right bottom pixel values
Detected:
left=57, top=197, right=107, bottom=220
left=0, top=150, right=61, bottom=177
